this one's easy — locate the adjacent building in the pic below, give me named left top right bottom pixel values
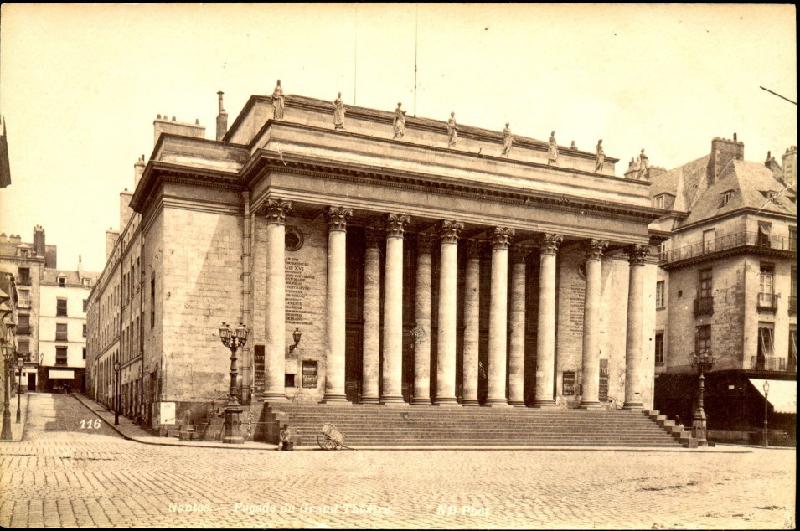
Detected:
left=87, top=85, right=667, bottom=431
left=650, top=136, right=797, bottom=443
left=0, top=227, right=98, bottom=391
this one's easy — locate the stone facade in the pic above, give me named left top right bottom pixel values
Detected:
left=88, top=88, right=666, bottom=429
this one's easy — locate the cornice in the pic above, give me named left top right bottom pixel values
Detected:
left=672, top=207, right=797, bottom=235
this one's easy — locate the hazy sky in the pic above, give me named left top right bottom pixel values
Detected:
left=0, top=4, right=796, bottom=273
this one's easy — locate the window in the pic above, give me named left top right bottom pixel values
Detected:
left=654, top=195, right=664, bottom=209
left=655, top=332, right=664, bottom=365
left=17, top=267, right=31, bottom=285
left=702, top=229, right=716, bottom=253
left=757, top=323, right=775, bottom=369
left=562, top=371, right=576, bottom=395
left=790, top=327, right=797, bottom=372
left=150, top=274, right=156, bottom=329
left=656, top=281, right=665, bottom=309
left=17, top=289, right=30, bottom=308
left=82, top=324, right=87, bottom=338
left=83, top=299, right=88, bottom=312
left=55, top=346, right=68, bottom=365
left=56, top=323, right=68, bottom=341
left=695, top=325, right=711, bottom=355
left=82, top=347, right=86, bottom=360
left=757, top=221, right=772, bottom=247
left=285, top=374, right=296, bottom=388
left=56, top=298, right=67, bottom=317
left=791, top=227, right=797, bottom=252
left=659, top=241, right=668, bottom=261
left=82, top=278, right=90, bottom=287
left=699, top=269, right=712, bottom=298
left=58, top=276, right=66, bottom=287
left=17, top=339, right=29, bottom=355
left=719, top=190, right=735, bottom=207
left=760, top=265, right=775, bottom=294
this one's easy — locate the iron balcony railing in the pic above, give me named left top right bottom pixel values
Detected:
left=694, top=296, right=714, bottom=317
left=750, top=356, right=796, bottom=373
left=661, top=231, right=796, bottom=264
left=757, top=292, right=778, bottom=312
left=17, top=299, right=31, bottom=309
left=16, top=325, right=31, bottom=335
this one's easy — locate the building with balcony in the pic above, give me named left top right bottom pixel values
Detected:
left=0, top=226, right=57, bottom=391
left=38, top=265, right=99, bottom=393
left=650, top=135, right=796, bottom=443
left=87, top=84, right=668, bottom=434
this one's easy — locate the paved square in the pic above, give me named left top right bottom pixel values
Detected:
left=0, top=394, right=794, bottom=528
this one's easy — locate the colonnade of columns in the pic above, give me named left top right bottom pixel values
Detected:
left=260, top=198, right=650, bottom=408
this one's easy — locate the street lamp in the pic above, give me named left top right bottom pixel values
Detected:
left=16, top=355, right=23, bottom=423
left=113, top=361, right=120, bottom=426
left=1, top=341, right=12, bottom=440
left=762, top=380, right=770, bottom=448
left=690, top=348, right=715, bottom=446
left=218, top=322, right=248, bottom=444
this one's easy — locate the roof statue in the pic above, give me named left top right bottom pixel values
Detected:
left=446, top=112, right=458, bottom=147
left=272, top=80, right=285, bottom=120
left=638, top=149, right=649, bottom=180
left=501, top=123, right=513, bottom=156
left=595, top=139, right=605, bottom=172
left=333, top=92, right=345, bottom=130
left=393, top=102, right=406, bottom=139
left=547, top=131, right=559, bottom=165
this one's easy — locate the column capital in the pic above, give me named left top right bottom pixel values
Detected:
left=585, top=238, right=608, bottom=261
left=439, top=220, right=464, bottom=244
left=510, top=244, right=532, bottom=263
left=385, top=213, right=411, bottom=238
left=326, top=206, right=353, bottom=232
left=466, top=239, right=482, bottom=259
left=416, top=233, right=436, bottom=253
left=627, top=244, right=650, bottom=266
left=539, top=233, right=564, bottom=255
left=364, top=227, right=382, bottom=248
left=262, top=199, right=293, bottom=224
left=491, top=227, right=514, bottom=250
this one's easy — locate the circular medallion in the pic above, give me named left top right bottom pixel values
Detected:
left=285, top=226, right=304, bottom=252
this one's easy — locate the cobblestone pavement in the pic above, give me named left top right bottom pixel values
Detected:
left=0, top=393, right=795, bottom=528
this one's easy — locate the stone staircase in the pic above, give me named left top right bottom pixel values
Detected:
left=261, top=403, right=696, bottom=448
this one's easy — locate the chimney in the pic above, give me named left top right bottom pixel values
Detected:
left=134, top=154, right=145, bottom=188
left=33, top=224, right=45, bottom=257
left=783, top=145, right=797, bottom=190
left=707, top=134, right=744, bottom=185
left=765, top=150, right=783, bottom=180
left=105, top=229, right=119, bottom=261
left=153, top=115, right=205, bottom=146
left=216, top=91, right=228, bottom=141
left=77, top=254, right=82, bottom=276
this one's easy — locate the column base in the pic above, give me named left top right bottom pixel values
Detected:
left=433, top=397, right=460, bottom=406
left=411, top=397, right=432, bottom=405
left=532, top=399, right=557, bottom=408
left=508, top=400, right=527, bottom=407
left=360, top=397, right=381, bottom=405
left=579, top=400, right=603, bottom=410
left=484, top=398, right=510, bottom=407
left=380, top=395, right=408, bottom=406
left=320, top=393, right=349, bottom=404
left=622, top=401, right=643, bottom=410
left=461, top=398, right=480, bottom=407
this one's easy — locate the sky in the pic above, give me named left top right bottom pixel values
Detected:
left=0, top=4, right=796, bottom=273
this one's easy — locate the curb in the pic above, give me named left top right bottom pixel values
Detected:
left=72, top=393, right=278, bottom=451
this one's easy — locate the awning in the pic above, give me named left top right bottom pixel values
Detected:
left=49, top=369, right=75, bottom=380
left=750, top=379, right=797, bottom=414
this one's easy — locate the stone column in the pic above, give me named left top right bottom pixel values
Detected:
left=382, top=213, right=410, bottom=404
left=486, top=227, right=514, bottom=406
left=461, top=240, right=481, bottom=406
left=623, top=244, right=649, bottom=410
left=412, top=234, right=434, bottom=405
left=533, top=233, right=562, bottom=407
left=263, top=199, right=292, bottom=400
left=507, top=245, right=529, bottom=406
left=580, top=239, right=608, bottom=409
left=435, top=221, right=463, bottom=405
left=361, top=228, right=381, bottom=404
left=322, top=206, right=352, bottom=403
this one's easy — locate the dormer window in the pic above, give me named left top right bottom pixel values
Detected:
left=720, top=189, right=735, bottom=207
left=58, top=276, right=66, bottom=287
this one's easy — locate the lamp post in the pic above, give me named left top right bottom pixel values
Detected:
left=1, top=342, right=12, bottom=440
left=762, top=380, right=770, bottom=448
left=16, top=355, right=23, bottom=423
left=690, top=348, right=715, bottom=446
left=218, top=322, right=248, bottom=444
left=113, top=361, right=120, bottom=426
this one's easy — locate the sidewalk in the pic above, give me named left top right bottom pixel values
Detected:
left=72, top=393, right=277, bottom=451
left=0, top=391, right=29, bottom=442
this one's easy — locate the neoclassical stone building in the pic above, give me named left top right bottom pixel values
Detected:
left=88, top=85, right=665, bottom=427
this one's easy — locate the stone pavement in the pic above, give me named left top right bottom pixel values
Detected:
left=0, top=393, right=795, bottom=528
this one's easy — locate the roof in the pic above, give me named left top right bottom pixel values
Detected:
left=40, top=269, right=100, bottom=287
left=650, top=154, right=796, bottom=227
